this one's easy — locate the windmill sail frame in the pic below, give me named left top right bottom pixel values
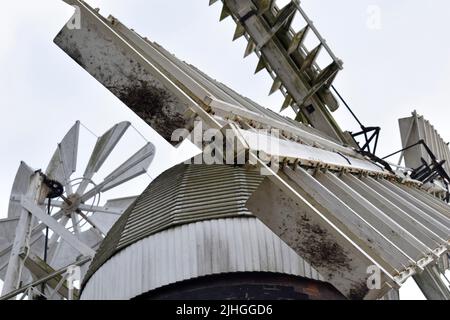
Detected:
left=51, top=1, right=449, bottom=300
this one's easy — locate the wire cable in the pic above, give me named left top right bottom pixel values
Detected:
left=79, top=121, right=99, bottom=139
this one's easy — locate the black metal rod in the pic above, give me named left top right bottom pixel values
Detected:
left=44, top=198, right=50, bottom=263
left=361, top=130, right=378, bottom=153
left=41, top=198, right=51, bottom=296
left=331, top=85, right=364, bottom=128
left=382, top=140, right=424, bottom=160
left=373, top=128, right=380, bottom=155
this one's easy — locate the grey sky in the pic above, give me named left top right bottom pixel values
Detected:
left=2, top=0, right=450, bottom=299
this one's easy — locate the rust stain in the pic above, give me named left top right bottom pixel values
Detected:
left=303, top=283, right=320, bottom=297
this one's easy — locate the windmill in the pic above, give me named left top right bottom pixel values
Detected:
left=1, top=0, right=449, bottom=300
left=0, top=121, right=155, bottom=299
left=42, top=0, right=449, bottom=300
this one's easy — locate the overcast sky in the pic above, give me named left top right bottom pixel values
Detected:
left=2, top=0, right=450, bottom=299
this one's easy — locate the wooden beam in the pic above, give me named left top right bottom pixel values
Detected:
left=20, top=252, right=79, bottom=300
left=2, top=172, right=42, bottom=296
left=20, top=198, right=95, bottom=258
left=246, top=165, right=398, bottom=299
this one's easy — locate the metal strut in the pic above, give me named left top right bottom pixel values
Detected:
left=383, top=140, right=450, bottom=201
left=35, top=170, right=65, bottom=298
left=331, top=85, right=381, bottom=155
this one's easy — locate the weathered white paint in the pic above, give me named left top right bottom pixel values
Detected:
left=247, top=166, right=450, bottom=299
left=0, top=218, right=19, bottom=279
left=413, top=265, right=450, bottom=300
left=20, top=198, right=96, bottom=258
left=46, top=121, right=80, bottom=195
left=56, top=1, right=366, bottom=159
left=81, top=143, right=155, bottom=202
left=238, top=129, right=385, bottom=174
left=89, top=197, right=137, bottom=236
left=1, top=120, right=154, bottom=286
left=77, top=122, right=131, bottom=196
left=220, top=0, right=345, bottom=142
left=247, top=168, right=398, bottom=300
left=81, top=217, right=323, bottom=300
left=2, top=172, right=43, bottom=295
left=7, top=162, right=34, bottom=218
left=399, top=112, right=450, bottom=174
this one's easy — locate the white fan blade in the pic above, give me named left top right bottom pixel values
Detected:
left=7, top=162, right=34, bottom=218
left=49, top=201, right=126, bottom=215
left=0, top=217, right=45, bottom=282
left=77, top=122, right=131, bottom=195
left=102, top=196, right=137, bottom=213
left=101, top=142, right=155, bottom=192
left=46, top=121, right=80, bottom=194
left=81, top=143, right=155, bottom=202
left=0, top=218, right=19, bottom=279
left=49, top=229, right=101, bottom=271
left=0, top=210, right=65, bottom=272
left=89, top=196, right=138, bottom=234
left=27, top=233, right=46, bottom=263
